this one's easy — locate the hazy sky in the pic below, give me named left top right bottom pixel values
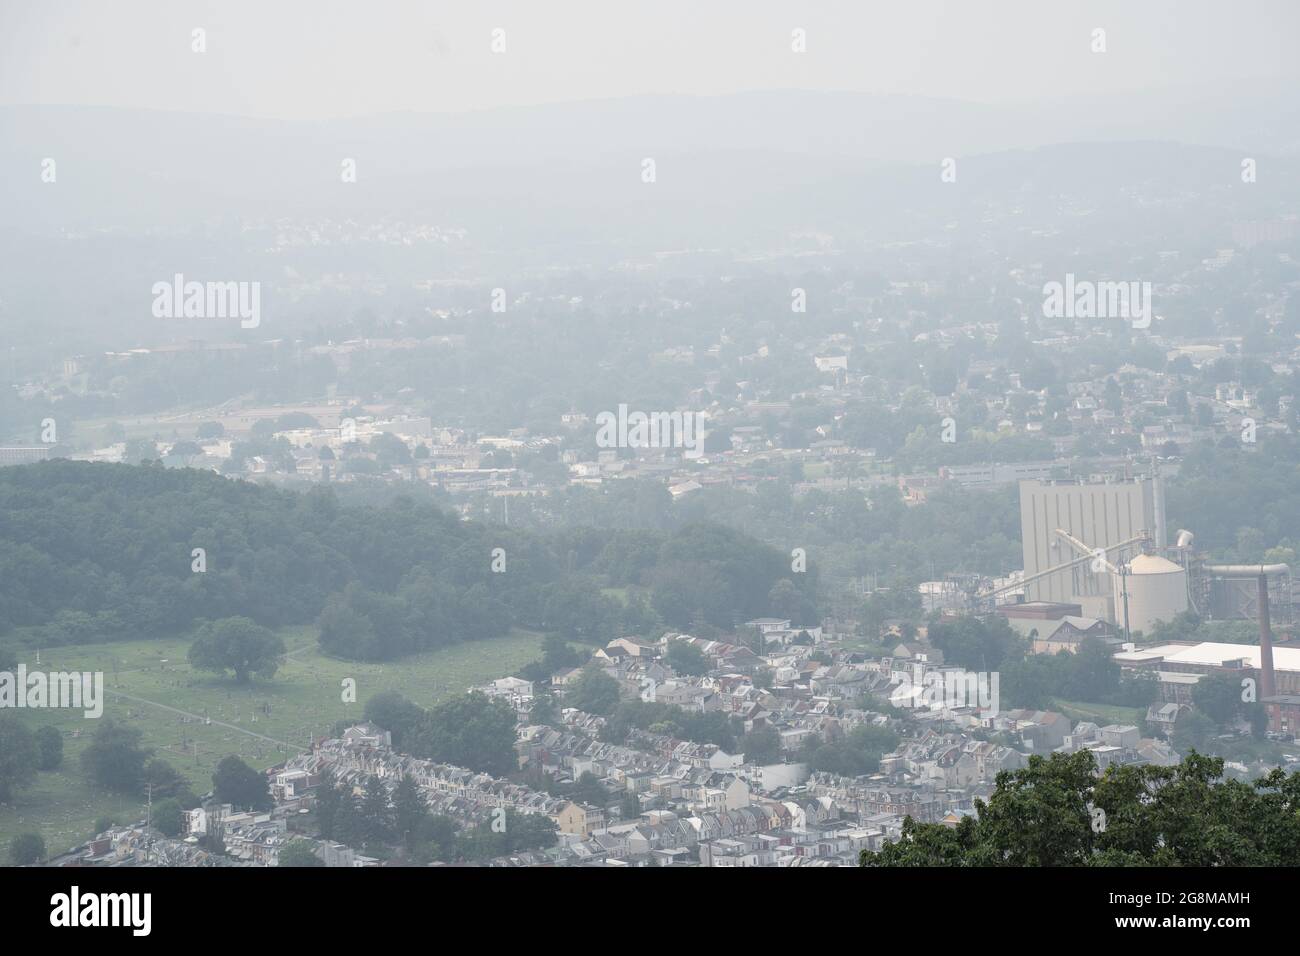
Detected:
left=2, top=0, right=1298, bottom=118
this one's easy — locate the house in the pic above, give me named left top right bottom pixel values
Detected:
left=655, top=683, right=720, bottom=712
left=750, top=763, right=809, bottom=792
left=1031, top=617, right=1117, bottom=655
left=271, top=768, right=317, bottom=805
left=594, top=645, right=632, bottom=664
left=1135, top=738, right=1182, bottom=766
left=1100, top=724, right=1141, bottom=749
left=891, top=642, right=944, bottom=665
left=341, top=724, right=392, bottom=749
left=606, top=638, right=656, bottom=658
left=1062, top=722, right=1101, bottom=750
left=708, top=749, right=745, bottom=771
left=1145, top=702, right=1182, bottom=735
left=551, top=667, right=585, bottom=687
left=724, top=776, right=751, bottom=811
left=1001, top=709, right=1070, bottom=752
left=998, top=602, right=1084, bottom=642
left=481, top=676, right=534, bottom=703
left=555, top=802, right=606, bottom=839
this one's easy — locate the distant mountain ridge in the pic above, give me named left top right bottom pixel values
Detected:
left=1, top=86, right=1297, bottom=230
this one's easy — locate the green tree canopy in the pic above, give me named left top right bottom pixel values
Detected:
left=408, top=692, right=519, bottom=777
left=862, top=751, right=1300, bottom=866
left=565, top=666, right=623, bottom=716
left=666, top=640, right=709, bottom=677
left=279, top=840, right=325, bottom=867
left=188, top=616, right=286, bottom=684
left=0, top=714, right=38, bottom=803
left=34, top=725, right=63, bottom=771
left=9, top=832, right=45, bottom=865
left=212, top=755, right=272, bottom=811
left=81, top=717, right=150, bottom=795
left=152, top=798, right=185, bottom=837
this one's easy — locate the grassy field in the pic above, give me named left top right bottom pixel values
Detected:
left=0, top=627, right=543, bottom=856
left=1053, top=699, right=1146, bottom=727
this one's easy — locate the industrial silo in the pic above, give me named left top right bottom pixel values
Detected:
left=1115, top=554, right=1188, bottom=638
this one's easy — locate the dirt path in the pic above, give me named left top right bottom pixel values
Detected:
left=103, top=688, right=308, bottom=752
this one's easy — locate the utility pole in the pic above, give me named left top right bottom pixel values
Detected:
left=1120, top=563, right=1132, bottom=643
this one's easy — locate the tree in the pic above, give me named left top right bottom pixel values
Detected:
left=666, top=640, right=709, bottom=677
left=1060, top=637, right=1122, bottom=702
left=408, top=692, right=518, bottom=776
left=188, top=616, right=285, bottom=684
left=212, top=755, right=272, bottom=811
left=359, top=775, right=394, bottom=847
left=569, top=771, right=608, bottom=808
left=0, top=714, right=38, bottom=802
left=862, top=751, right=1300, bottom=867
left=145, top=758, right=196, bottom=804
left=314, top=771, right=342, bottom=840
left=195, top=421, right=225, bottom=439
left=738, top=725, right=781, bottom=765
left=391, top=776, right=428, bottom=850
left=927, top=614, right=1024, bottom=671
left=457, top=807, right=557, bottom=860
left=124, top=438, right=158, bottom=463
left=1248, top=702, right=1270, bottom=739
left=152, top=798, right=184, bottom=837
left=1191, top=671, right=1244, bottom=727
left=541, top=633, right=583, bottom=672
left=363, top=690, right=425, bottom=749
left=862, top=588, right=922, bottom=638
left=807, top=740, right=882, bottom=777
left=81, top=718, right=150, bottom=794
left=849, top=724, right=900, bottom=754
left=620, top=792, right=642, bottom=819
left=35, top=725, right=63, bottom=770
left=768, top=577, right=815, bottom=624
left=528, top=690, right=559, bottom=727
left=278, top=839, right=325, bottom=867
left=565, top=666, right=622, bottom=716
left=9, top=832, right=45, bottom=865
left=518, top=659, right=551, bottom=683
left=1172, top=710, right=1216, bottom=754
left=412, top=814, right=459, bottom=864
left=167, top=440, right=203, bottom=459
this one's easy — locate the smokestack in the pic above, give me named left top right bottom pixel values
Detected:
left=1258, top=571, right=1276, bottom=699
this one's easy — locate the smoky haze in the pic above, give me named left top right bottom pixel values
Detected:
left=0, top=1, right=1296, bottom=355
left=2, top=0, right=1299, bottom=116
left=1, top=0, right=1300, bottom=889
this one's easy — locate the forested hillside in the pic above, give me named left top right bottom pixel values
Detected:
left=0, top=461, right=816, bottom=660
